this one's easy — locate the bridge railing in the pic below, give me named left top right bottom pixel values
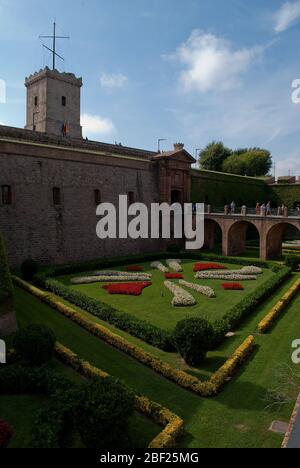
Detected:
left=204, top=204, right=300, bottom=218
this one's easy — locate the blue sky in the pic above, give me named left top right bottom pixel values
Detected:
left=1, top=0, right=300, bottom=175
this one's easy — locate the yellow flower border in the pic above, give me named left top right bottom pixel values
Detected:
left=258, top=279, right=300, bottom=333
left=55, top=342, right=183, bottom=449
left=13, top=276, right=255, bottom=398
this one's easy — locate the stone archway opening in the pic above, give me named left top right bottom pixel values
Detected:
left=266, top=223, right=300, bottom=259
left=203, top=219, right=223, bottom=252
left=227, top=221, right=260, bottom=258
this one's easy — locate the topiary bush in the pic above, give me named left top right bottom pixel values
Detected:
left=74, top=377, right=134, bottom=449
left=284, top=255, right=299, bottom=271
left=13, top=325, right=56, bottom=366
left=21, top=259, right=38, bottom=281
left=173, top=318, right=215, bottom=366
left=0, top=420, right=13, bottom=448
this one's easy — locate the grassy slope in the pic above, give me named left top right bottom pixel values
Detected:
left=11, top=273, right=300, bottom=448
left=61, top=260, right=273, bottom=331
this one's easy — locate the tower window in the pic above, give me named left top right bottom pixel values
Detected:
left=34, top=96, right=38, bottom=106
left=62, top=96, right=66, bottom=107
left=53, top=187, right=61, bottom=206
left=94, top=190, right=101, bottom=205
left=2, top=185, right=12, bottom=205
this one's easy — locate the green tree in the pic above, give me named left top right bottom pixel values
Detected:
left=223, top=148, right=272, bottom=176
left=199, top=142, right=232, bottom=172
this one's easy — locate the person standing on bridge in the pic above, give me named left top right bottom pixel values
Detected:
left=266, top=201, right=271, bottom=216
left=230, top=201, right=236, bottom=214
left=256, top=202, right=261, bottom=215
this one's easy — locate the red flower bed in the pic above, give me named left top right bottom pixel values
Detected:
left=165, top=273, right=184, bottom=279
left=222, top=283, right=244, bottom=291
left=103, top=282, right=152, bottom=296
left=0, top=420, right=13, bottom=448
left=126, top=265, right=144, bottom=272
left=193, top=263, right=227, bottom=272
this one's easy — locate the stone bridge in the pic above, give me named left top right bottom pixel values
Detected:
left=203, top=210, right=300, bottom=260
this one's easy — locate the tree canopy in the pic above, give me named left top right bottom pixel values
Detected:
left=222, top=149, right=272, bottom=177
left=199, top=142, right=272, bottom=177
left=199, top=142, right=232, bottom=172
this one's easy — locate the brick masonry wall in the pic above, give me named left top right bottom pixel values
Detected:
left=0, top=138, right=164, bottom=267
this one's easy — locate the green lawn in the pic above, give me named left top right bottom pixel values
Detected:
left=10, top=274, right=300, bottom=448
left=60, top=260, right=274, bottom=331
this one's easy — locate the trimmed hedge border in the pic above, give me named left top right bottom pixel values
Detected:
left=33, top=254, right=290, bottom=349
left=222, top=266, right=291, bottom=332
left=34, top=275, right=173, bottom=352
left=258, top=278, right=300, bottom=333
left=55, top=343, right=183, bottom=449
left=13, top=276, right=255, bottom=397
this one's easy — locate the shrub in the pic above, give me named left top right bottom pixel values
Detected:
left=74, top=377, right=134, bottom=449
left=21, top=259, right=38, bottom=281
left=211, top=319, right=230, bottom=348
left=284, top=255, right=299, bottom=271
left=0, top=364, right=81, bottom=448
left=0, top=420, right=13, bottom=448
left=13, top=325, right=56, bottom=366
left=173, top=318, right=215, bottom=366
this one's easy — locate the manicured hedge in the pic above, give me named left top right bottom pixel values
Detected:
left=55, top=343, right=184, bottom=448
left=0, top=365, right=81, bottom=448
left=34, top=276, right=174, bottom=351
left=222, top=266, right=291, bottom=331
left=33, top=252, right=288, bottom=350
left=258, top=279, right=300, bottom=333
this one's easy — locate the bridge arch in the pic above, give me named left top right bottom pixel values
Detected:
left=226, top=220, right=260, bottom=257
left=265, top=222, right=300, bottom=259
left=203, top=218, right=224, bottom=251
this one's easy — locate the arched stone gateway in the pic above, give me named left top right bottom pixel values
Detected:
left=204, top=213, right=300, bottom=260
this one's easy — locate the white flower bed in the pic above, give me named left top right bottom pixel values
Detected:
left=196, top=267, right=262, bottom=276
left=164, top=281, right=196, bottom=307
left=150, top=261, right=169, bottom=273
left=92, top=270, right=152, bottom=279
left=241, top=266, right=263, bottom=275
left=179, top=280, right=216, bottom=298
left=71, top=275, right=151, bottom=285
left=166, top=259, right=183, bottom=272
left=195, top=273, right=257, bottom=281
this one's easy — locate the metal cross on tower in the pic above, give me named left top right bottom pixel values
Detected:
left=39, top=22, right=70, bottom=70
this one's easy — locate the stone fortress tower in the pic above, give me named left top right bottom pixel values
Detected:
left=25, top=67, right=83, bottom=138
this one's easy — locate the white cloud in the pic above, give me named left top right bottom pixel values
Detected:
left=168, top=30, right=264, bottom=93
left=81, top=114, right=115, bottom=136
left=100, top=73, right=128, bottom=89
left=274, top=1, right=300, bottom=33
